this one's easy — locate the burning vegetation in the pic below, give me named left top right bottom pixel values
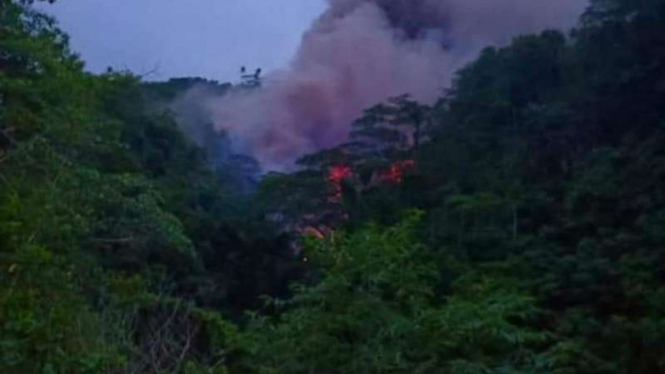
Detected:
left=377, top=159, right=415, bottom=184
left=327, top=159, right=416, bottom=202
left=327, top=165, right=354, bottom=202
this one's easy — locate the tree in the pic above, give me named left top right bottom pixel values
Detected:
left=248, top=214, right=560, bottom=374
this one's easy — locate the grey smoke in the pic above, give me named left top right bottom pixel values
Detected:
left=202, top=0, right=588, bottom=171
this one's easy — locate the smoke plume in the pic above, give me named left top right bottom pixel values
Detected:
left=206, top=0, right=588, bottom=171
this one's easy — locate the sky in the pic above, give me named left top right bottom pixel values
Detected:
left=37, top=0, right=327, bottom=82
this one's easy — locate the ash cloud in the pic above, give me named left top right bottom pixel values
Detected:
left=205, top=0, right=588, bottom=171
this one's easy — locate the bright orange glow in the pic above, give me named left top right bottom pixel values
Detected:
left=326, top=160, right=414, bottom=202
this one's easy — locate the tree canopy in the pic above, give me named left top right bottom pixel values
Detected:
left=2, top=0, right=665, bottom=373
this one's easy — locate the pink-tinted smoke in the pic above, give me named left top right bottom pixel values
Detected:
left=206, top=0, right=588, bottom=171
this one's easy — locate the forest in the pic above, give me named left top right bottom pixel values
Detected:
left=1, top=0, right=665, bottom=373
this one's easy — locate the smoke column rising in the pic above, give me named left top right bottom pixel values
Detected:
left=206, top=0, right=588, bottom=170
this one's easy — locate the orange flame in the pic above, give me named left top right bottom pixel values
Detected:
left=327, top=160, right=414, bottom=201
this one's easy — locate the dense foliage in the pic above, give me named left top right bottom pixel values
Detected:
left=2, top=0, right=665, bottom=373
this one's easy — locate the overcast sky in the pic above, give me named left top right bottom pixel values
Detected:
left=37, top=0, right=326, bottom=83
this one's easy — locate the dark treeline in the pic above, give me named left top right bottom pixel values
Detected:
left=1, top=0, right=665, bottom=373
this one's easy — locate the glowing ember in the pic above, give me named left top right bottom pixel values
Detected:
left=328, top=165, right=353, bottom=202
left=328, top=165, right=353, bottom=183
left=378, top=160, right=415, bottom=183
